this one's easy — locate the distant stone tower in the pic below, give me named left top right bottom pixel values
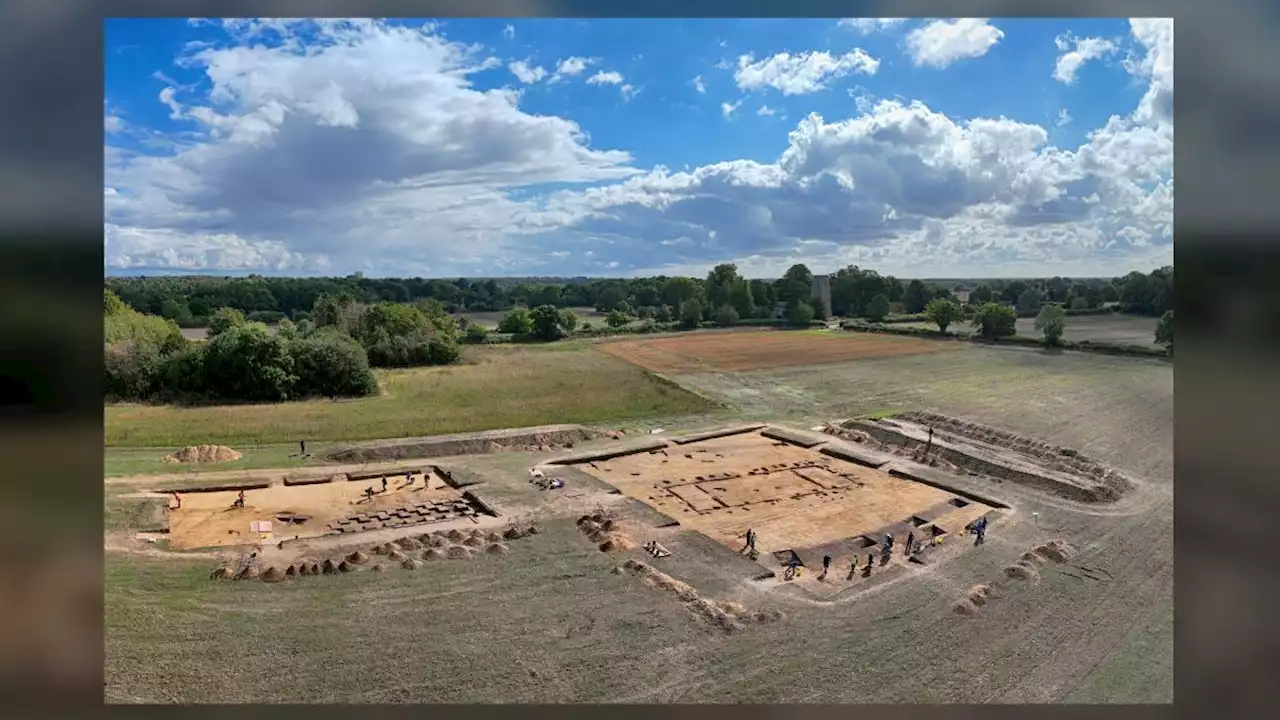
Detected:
left=810, top=274, right=832, bottom=317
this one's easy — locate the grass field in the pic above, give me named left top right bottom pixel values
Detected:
left=105, top=333, right=1173, bottom=703
left=894, top=314, right=1161, bottom=347
left=105, top=344, right=716, bottom=448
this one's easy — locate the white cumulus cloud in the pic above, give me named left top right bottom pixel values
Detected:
left=905, top=19, right=1005, bottom=68
left=734, top=50, right=879, bottom=95
left=1053, top=34, right=1119, bottom=84
left=508, top=60, right=547, bottom=84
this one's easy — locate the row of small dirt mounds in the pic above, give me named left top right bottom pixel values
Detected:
left=951, top=539, right=1077, bottom=617
left=162, top=444, right=241, bottom=464
left=576, top=510, right=637, bottom=552
left=614, top=558, right=784, bottom=633
left=897, top=411, right=1136, bottom=497
left=210, top=524, right=538, bottom=582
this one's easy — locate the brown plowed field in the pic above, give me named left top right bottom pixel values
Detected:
left=598, top=330, right=959, bottom=373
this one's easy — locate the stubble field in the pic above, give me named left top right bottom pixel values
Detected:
left=104, top=330, right=1173, bottom=703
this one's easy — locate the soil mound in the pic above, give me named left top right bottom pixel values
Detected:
left=236, top=565, right=261, bottom=580
left=462, top=536, right=485, bottom=548
left=484, top=543, right=510, bottom=555
left=1003, top=562, right=1041, bottom=583
left=210, top=566, right=234, bottom=580
left=338, top=560, right=353, bottom=573
left=1033, top=540, right=1075, bottom=563
left=372, top=564, right=386, bottom=572
left=752, top=609, right=784, bottom=623
left=598, top=535, right=635, bottom=552
left=952, top=599, right=980, bottom=616
left=261, top=566, right=286, bottom=583
left=526, top=524, right=540, bottom=535
left=162, top=444, right=242, bottom=464
left=503, top=527, right=528, bottom=541
left=402, top=558, right=423, bottom=570
left=347, top=550, right=370, bottom=565
left=579, top=520, right=601, bottom=534
left=966, top=584, right=992, bottom=606
left=387, top=550, right=407, bottom=562
left=397, top=538, right=421, bottom=550
left=446, top=545, right=473, bottom=559
left=285, top=565, right=298, bottom=577
left=321, top=559, right=338, bottom=575
left=484, top=531, right=503, bottom=543
left=599, top=519, right=616, bottom=532
left=427, top=534, right=449, bottom=547
left=446, top=529, right=466, bottom=541
left=308, top=563, right=320, bottom=575
left=423, top=548, right=445, bottom=560
left=718, top=601, right=748, bottom=617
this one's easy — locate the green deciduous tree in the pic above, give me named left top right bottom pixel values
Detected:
left=786, top=300, right=815, bottom=327
left=1017, top=288, right=1042, bottom=316
left=864, top=294, right=891, bottom=322
left=207, top=307, right=246, bottom=338
left=713, top=304, right=740, bottom=327
left=497, top=307, right=534, bottom=334
left=290, top=328, right=379, bottom=398
left=201, top=323, right=298, bottom=401
left=605, top=309, right=630, bottom=328
left=1034, top=304, right=1067, bottom=346
left=679, top=299, right=704, bottom=329
left=903, top=280, right=931, bottom=313
left=531, top=304, right=571, bottom=341
left=971, top=303, right=1018, bottom=340
left=1155, top=310, right=1173, bottom=352
left=924, top=298, right=962, bottom=332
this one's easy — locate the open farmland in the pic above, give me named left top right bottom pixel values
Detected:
left=106, top=329, right=1171, bottom=703
left=104, top=344, right=716, bottom=448
left=895, top=314, right=1161, bottom=347
left=599, top=329, right=959, bottom=373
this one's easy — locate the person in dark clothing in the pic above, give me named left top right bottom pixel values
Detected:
left=975, top=517, right=987, bottom=545
left=847, top=556, right=858, bottom=580
left=784, top=557, right=800, bottom=581
left=865, top=553, right=875, bottom=575
left=232, top=490, right=245, bottom=509
left=381, top=477, right=388, bottom=492
left=905, top=531, right=915, bottom=556
left=820, top=554, right=832, bottom=581
left=299, top=439, right=306, bottom=456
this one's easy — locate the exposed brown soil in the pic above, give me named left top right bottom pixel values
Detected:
left=462, top=536, right=485, bottom=548
left=423, top=548, right=445, bottom=560
left=209, top=566, right=233, bottom=580
left=162, top=444, right=242, bottom=464
left=599, top=330, right=957, bottom=373
left=1004, top=562, right=1041, bottom=583
left=445, top=545, right=472, bottom=559
left=484, top=543, right=510, bottom=555
left=262, top=567, right=285, bottom=583
left=321, top=559, right=337, bottom=574
left=346, top=550, right=370, bottom=565
left=236, top=565, right=260, bottom=580
left=402, top=558, right=423, bottom=570
left=337, top=560, right=353, bottom=573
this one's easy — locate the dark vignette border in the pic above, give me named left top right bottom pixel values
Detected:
left=1, top=0, right=1278, bottom=713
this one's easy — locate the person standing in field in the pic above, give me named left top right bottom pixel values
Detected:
left=299, top=439, right=306, bottom=456
left=847, top=555, right=858, bottom=580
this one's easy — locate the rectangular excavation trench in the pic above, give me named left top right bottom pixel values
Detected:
left=575, top=427, right=1004, bottom=573
left=162, top=466, right=496, bottom=550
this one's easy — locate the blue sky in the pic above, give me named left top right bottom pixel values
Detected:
left=104, top=18, right=1173, bottom=279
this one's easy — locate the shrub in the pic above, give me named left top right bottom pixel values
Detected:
left=465, top=324, right=489, bottom=342
left=290, top=329, right=379, bottom=398
left=531, top=304, right=571, bottom=341
left=558, top=308, right=580, bottom=333
left=246, top=310, right=286, bottom=324
left=1034, top=304, right=1067, bottom=346
left=207, top=307, right=247, bottom=338
left=605, top=309, right=630, bottom=328
left=497, top=307, right=534, bottom=334
left=971, top=303, right=1018, bottom=340
left=1068, top=296, right=1089, bottom=310
left=924, top=298, right=962, bottom=333
left=103, top=341, right=164, bottom=401
left=201, top=323, right=298, bottom=401
left=1016, top=288, right=1042, bottom=317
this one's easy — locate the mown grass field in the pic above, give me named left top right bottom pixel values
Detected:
left=105, top=344, right=717, bottom=448
left=105, top=337, right=1172, bottom=703
left=892, top=314, right=1161, bottom=347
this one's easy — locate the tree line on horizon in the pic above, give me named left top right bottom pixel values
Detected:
left=105, top=263, right=1173, bottom=328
